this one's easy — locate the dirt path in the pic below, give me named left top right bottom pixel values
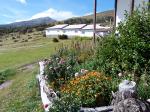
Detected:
left=17, top=61, right=37, bottom=71
left=0, top=62, right=38, bottom=90
left=0, top=80, right=13, bottom=90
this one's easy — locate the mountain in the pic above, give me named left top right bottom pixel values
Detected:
left=61, top=10, right=114, bottom=25
left=0, top=10, right=114, bottom=35
left=0, top=17, right=56, bottom=29
left=82, top=10, right=114, bottom=19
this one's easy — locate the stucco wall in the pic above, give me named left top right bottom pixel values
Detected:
left=116, top=0, right=132, bottom=27
left=46, top=29, right=109, bottom=37
left=134, top=0, right=149, bottom=9
left=46, top=29, right=63, bottom=36
left=63, top=29, right=81, bottom=36
left=116, top=0, right=149, bottom=27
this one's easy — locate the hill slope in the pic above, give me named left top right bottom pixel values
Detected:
left=62, top=10, right=114, bottom=25
left=0, top=17, right=56, bottom=29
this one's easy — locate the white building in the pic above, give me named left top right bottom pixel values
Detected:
left=81, top=24, right=111, bottom=37
left=115, top=0, right=149, bottom=27
left=45, top=24, right=68, bottom=36
left=45, top=24, right=111, bottom=37
left=62, top=24, right=86, bottom=37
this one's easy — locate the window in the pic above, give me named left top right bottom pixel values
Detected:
left=82, top=31, right=85, bottom=34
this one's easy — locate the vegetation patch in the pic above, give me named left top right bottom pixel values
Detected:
left=0, top=69, right=16, bottom=84
left=61, top=71, right=112, bottom=107
left=45, top=7, right=150, bottom=111
left=58, top=35, right=68, bottom=40
left=52, top=38, right=59, bottom=42
left=0, top=67, right=43, bottom=112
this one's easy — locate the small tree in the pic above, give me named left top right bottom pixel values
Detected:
left=96, top=7, right=150, bottom=79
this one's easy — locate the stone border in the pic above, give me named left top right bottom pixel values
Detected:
left=37, top=61, right=57, bottom=112
left=80, top=106, right=113, bottom=112
left=37, top=61, right=114, bottom=112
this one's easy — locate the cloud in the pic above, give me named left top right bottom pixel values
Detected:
left=16, top=0, right=27, bottom=4
left=2, top=14, right=14, bottom=19
left=84, top=12, right=93, bottom=16
left=31, top=8, right=78, bottom=20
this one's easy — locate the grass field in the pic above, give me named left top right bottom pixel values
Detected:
left=0, top=65, right=44, bottom=112
left=0, top=33, right=71, bottom=70
left=0, top=32, right=71, bottom=111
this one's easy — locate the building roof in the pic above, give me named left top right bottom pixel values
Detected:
left=63, top=24, right=86, bottom=30
left=46, top=24, right=112, bottom=31
left=46, top=24, right=68, bottom=29
left=82, top=24, right=111, bottom=31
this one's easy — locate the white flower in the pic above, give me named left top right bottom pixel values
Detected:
left=56, top=58, right=59, bottom=61
left=80, top=69, right=88, bottom=74
left=118, top=72, right=123, bottom=77
left=67, top=66, right=71, bottom=70
left=75, top=72, right=79, bottom=77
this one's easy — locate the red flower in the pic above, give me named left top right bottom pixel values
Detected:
left=43, top=104, right=49, bottom=108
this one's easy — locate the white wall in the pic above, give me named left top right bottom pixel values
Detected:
left=46, top=29, right=63, bottom=36
left=80, top=30, right=108, bottom=37
left=116, top=0, right=149, bottom=27
left=80, top=30, right=93, bottom=37
left=63, top=29, right=81, bottom=37
left=46, top=29, right=109, bottom=37
left=116, top=0, right=132, bottom=27
left=134, top=0, right=149, bottom=9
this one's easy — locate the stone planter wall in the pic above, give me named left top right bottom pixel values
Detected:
left=37, top=61, right=150, bottom=112
left=37, top=61, right=57, bottom=112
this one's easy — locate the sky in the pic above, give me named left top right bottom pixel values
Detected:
left=0, top=0, right=115, bottom=25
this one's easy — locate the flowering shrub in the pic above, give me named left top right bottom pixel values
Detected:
left=44, top=54, right=78, bottom=90
left=61, top=71, right=112, bottom=107
left=45, top=40, right=95, bottom=89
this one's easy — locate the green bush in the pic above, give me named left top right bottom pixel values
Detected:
left=137, top=74, right=150, bottom=100
left=52, top=38, right=59, bottom=42
left=58, top=34, right=68, bottom=40
left=95, top=7, right=150, bottom=78
left=24, top=39, right=28, bottom=42
left=49, top=94, right=81, bottom=112
left=12, top=37, right=16, bottom=40
left=0, top=69, right=16, bottom=84
left=14, top=40, right=19, bottom=42
left=137, top=82, right=150, bottom=100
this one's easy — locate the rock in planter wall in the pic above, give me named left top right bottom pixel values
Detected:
left=111, top=90, right=137, bottom=106
left=111, top=80, right=137, bottom=105
left=113, top=98, right=150, bottom=112
left=119, top=80, right=136, bottom=92
left=112, top=80, right=150, bottom=112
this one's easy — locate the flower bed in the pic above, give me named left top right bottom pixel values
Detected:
left=61, top=71, right=112, bottom=107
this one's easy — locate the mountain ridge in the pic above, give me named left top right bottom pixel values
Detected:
left=0, top=17, right=56, bottom=29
